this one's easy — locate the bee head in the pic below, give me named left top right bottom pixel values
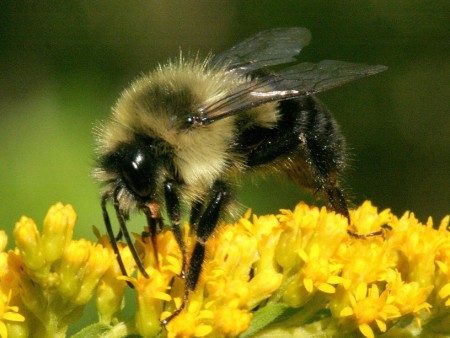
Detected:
left=116, top=142, right=158, bottom=200
left=97, top=136, right=175, bottom=211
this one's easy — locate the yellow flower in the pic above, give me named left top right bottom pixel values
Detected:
left=0, top=290, right=25, bottom=338
left=385, top=270, right=432, bottom=323
left=125, top=201, right=449, bottom=337
left=435, top=216, right=450, bottom=306
left=7, top=203, right=115, bottom=338
left=349, top=200, right=392, bottom=237
left=162, top=214, right=269, bottom=338
left=277, top=205, right=347, bottom=308
left=388, top=211, right=443, bottom=288
left=132, top=226, right=183, bottom=338
left=339, top=283, right=401, bottom=338
left=95, top=235, right=136, bottom=324
left=0, top=232, right=25, bottom=338
left=2, top=201, right=449, bottom=337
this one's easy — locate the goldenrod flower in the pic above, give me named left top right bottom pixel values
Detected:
left=339, top=282, right=401, bottom=338
left=154, top=201, right=450, bottom=338
left=95, top=234, right=136, bottom=324
left=0, top=231, right=25, bottom=338
left=5, top=203, right=115, bottom=338
left=0, top=201, right=448, bottom=337
left=0, top=290, right=26, bottom=338
left=132, top=229, right=182, bottom=338
left=160, top=215, right=264, bottom=337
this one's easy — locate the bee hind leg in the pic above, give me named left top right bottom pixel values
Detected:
left=243, top=96, right=350, bottom=221
left=324, top=185, right=350, bottom=221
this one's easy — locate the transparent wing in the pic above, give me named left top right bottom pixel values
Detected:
left=190, top=60, right=387, bottom=125
left=211, top=27, right=311, bottom=75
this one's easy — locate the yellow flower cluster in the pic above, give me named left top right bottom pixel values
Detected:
left=135, top=201, right=450, bottom=338
left=0, top=203, right=116, bottom=338
left=0, top=201, right=449, bottom=338
left=160, top=212, right=284, bottom=338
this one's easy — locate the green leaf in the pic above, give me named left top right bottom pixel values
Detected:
left=241, top=303, right=291, bottom=338
left=70, top=321, right=139, bottom=338
left=69, top=323, right=112, bottom=338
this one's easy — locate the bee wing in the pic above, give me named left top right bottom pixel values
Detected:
left=211, top=27, right=312, bottom=75
left=191, top=60, right=387, bottom=125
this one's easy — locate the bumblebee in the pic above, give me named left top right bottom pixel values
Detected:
left=93, top=27, right=386, bottom=323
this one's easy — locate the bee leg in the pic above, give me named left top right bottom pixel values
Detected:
left=288, top=98, right=350, bottom=221
left=115, top=229, right=123, bottom=241
left=143, top=211, right=162, bottom=271
left=164, top=181, right=187, bottom=279
left=243, top=97, right=350, bottom=221
left=296, top=132, right=350, bottom=222
left=111, top=188, right=150, bottom=279
left=189, top=199, right=203, bottom=233
left=281, top=99, right=382, bottom=237
left=161, top=181, right=228, bottom=326
left=324, top=185, right=350, bottom=221
left=101, top=196, right=135, bottom=288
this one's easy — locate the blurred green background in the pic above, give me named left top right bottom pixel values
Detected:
left=1, top=1, right=449, bottom=242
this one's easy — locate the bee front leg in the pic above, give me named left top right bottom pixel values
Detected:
left=161, top=181, right=229, bottom=326
left=143, top=203, right=164, bottom=271
left=112, top=188, right=150, bottom=279
left=164, top=181, right=187, bottom=279
left=102, top=196, right=135, bottom=288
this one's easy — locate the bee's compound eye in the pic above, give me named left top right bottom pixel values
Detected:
left=120, top=146, right=156, bottom=199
